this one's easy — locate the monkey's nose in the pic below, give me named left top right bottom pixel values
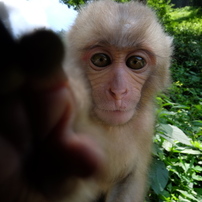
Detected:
left=109, top=88, right=127, bottom=100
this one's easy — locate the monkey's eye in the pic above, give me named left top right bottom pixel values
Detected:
left=126, top=56, right=146, bottom=70
left=91, top=53, right=111, bottom=67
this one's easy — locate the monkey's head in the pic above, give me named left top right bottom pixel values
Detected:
left=67, top=0, right=173, bottom=126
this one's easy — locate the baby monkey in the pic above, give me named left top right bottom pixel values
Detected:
left=66, top=0, right=172, bottom=201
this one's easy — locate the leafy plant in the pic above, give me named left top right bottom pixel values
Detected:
left=145, top=1, right=202, bottom=201
left=148, top=94, right=202, bottom=201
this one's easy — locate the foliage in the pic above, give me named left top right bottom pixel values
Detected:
left=62, top=0, right=87, bottom=9
left=147, top=95, right=202, bottom=201
left=62, top=0, right=130, bottom=9
left=147, top=1, right=202, bottom=201
left=147, top=0, right=174, bottom=25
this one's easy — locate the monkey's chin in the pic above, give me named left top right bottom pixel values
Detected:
left=94, top=108, right=135, bottom=126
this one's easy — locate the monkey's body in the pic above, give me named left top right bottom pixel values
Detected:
left=66, top=1, right=172, bottom=201
left=94, top=109, right=154, bottom=202
left=67, top=73, right=154, bottom=202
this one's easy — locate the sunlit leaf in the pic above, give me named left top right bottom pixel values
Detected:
left=177, top=190, right=198, bottom=201
left=159, top=124, right=192, bottom=146
left=179, top=148, right=201, bottom=155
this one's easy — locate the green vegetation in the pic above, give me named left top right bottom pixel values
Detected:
left=147, top=0, right=202, bottom=201
left=63, top=0, right=202, bottom=201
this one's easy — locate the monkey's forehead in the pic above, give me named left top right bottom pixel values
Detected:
left=68, top=0, right=172, bottom=56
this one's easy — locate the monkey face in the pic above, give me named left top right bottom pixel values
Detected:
left=67, top=0, right=172, bottom=126
left=83, top=46, right=153, bottom=126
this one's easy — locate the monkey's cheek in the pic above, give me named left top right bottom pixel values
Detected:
left=94, top=108, right=135, bottom=125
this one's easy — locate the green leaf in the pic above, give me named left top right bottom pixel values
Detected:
left=159, top=124, right=192, bottom=146
left=177, top=190, right=198, bottom=201
left=178, top=148, right=201, bottom=155
left=195, top=188, right=202, bottom=198
left=191, top=120, right=202, bottom=127
left=149, top=159, right=169, bottom=195
left=194, top=166, right=202, bottom=172
left=192, top=173, right=202, bottom=181
left=162, top=140, right=173, bottom=151
left=191, top=141, right=202, bottom=150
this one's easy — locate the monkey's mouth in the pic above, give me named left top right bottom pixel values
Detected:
left=96, top=107, right=133, bottom=116
left=94, top=107, right=134, bottom=125
left=95, top=104, right=133, bottom=113
left=110, top=110, right=127, bottom=113
left=98, top=108, right=129, bottom=112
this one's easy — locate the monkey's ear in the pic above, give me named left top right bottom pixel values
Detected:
left=18, top=30, right=65, bottom=77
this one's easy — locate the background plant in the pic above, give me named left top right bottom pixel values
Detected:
left=147, top=0, right=202, bottom=201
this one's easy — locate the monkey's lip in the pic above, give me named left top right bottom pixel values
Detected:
left=95, top=107, right=134, bottom=125
left=96, top=107, right=130, bottom=113
left=109, top=110, right=127, bottom=113
left=97, top=107, right=121, bottom=111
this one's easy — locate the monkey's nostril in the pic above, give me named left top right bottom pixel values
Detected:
left=109, top=88, right=127, bottom=100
